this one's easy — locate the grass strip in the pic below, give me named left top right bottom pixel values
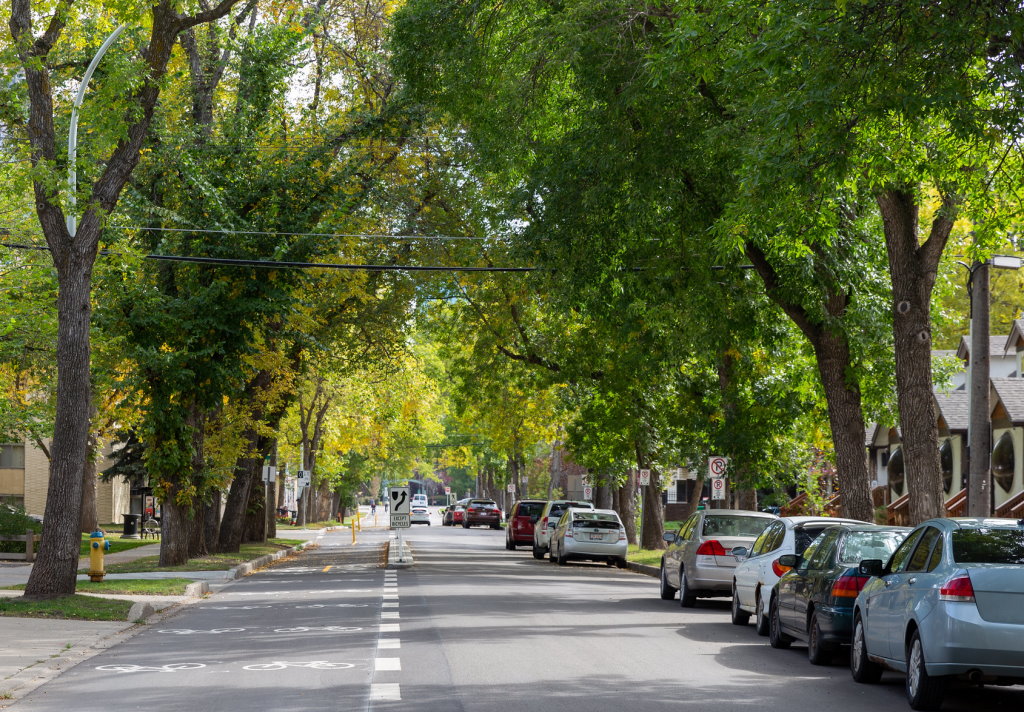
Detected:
left=0, top=594, right=133, bottom=621
left=79, top=536, right=156, bottom=558
left=4, top=578, right=194, bottom=596
left=627, top=545, right=664, bottom=568
left=96, top=540, right=303, bottom=574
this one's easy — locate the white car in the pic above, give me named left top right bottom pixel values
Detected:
left=412, top=493, right=428, bottom=507
left=731, top=515, right=864, bottom=634
left=410, top=504, right=431, bottom=525
left=532, top=499, right=594, bottom=559
left=548, top=508, right=628, bottom=567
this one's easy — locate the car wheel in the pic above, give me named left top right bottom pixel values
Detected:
left=557, top=550, right=568, bottom=566
left=906, top=631, right=946, bottom=711
left=807, top=612, right=831, bottom=666
left=678, top=568, right=697, bottom=608
left=730, top=584, right=750, bottom=626
left=754, top=591, right=770, bottom=636
left=850, top=615, right=883, bottom=684
left=768, top=595, right=793, bottom=649
left=506, top=536, right=515, bottom=550
left=615, top=557, right=628, bottom=569
left=462, top=520, right=470, bottom=529
left=659, top=565, right=678, bottom=600
left=532, top=545, right=545, bottom=560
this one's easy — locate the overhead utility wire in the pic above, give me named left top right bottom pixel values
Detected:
left=108, top=225, right=489, bottom=241
left=0, top=240, right=540, bottom=272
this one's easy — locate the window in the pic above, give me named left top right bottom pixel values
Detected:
left=992, top=432, right=1016, bottom=492
left=750, top=526, right=773, bottom=556
left=939, top=440, right=954, bottom=493
left=905, top=527, right=941, bottom=573
left=794, top=525, right=829, bottom=556
left=888, top=447, right=905, bottom=495
left=757, top=522, right=786, bottom=554
left=679, top=514, right=698, bottom=541
left=925, top=535, right=944, bottom=572
left=516, top=502, right=545, bottom=517
left=953, top=529, right=1024, bottom=564
left=0, top=445, right=24, bottom=469
left=838, top=531, right=907, bottom=565
left=807, top=530, right=838, bottom=570
left=889, top=528, right=925, bottom=573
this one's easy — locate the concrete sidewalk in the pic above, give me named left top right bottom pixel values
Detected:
left=0, top=523, right=354, bottom=706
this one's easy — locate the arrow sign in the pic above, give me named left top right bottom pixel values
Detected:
left=390, top=487, right=411, bottom=515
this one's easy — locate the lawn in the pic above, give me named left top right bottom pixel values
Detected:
left=79, top=533, right=155, bottom=558
left=0, top=594, right=133, bottom=621
left=4, top=578, right=195, bottom=596
left=97, top=540, right=303, bottom=574
left=627, top=545, right=664, bottom=568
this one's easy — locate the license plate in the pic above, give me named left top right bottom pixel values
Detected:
left=588, top=533, right=604, bottom=540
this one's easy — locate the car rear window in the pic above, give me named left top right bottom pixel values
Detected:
left=470, top=500, right=496, bottom=507
left=952, top=528, right=1024, bottom=564
left=515, top=502, right=545, bottom=517
left=794, top=525, right=830, bottom=555
left=701, top=515, right=773, bottom=538
left=572, top=512, right=620, bottom=527
left=838, top=531, right=907, bottom=565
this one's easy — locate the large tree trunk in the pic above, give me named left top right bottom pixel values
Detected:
left=617, top=474, right=639, bottom=546
left=160, top=492, right=199, bottom=566
left=218, top=433, right=260, bottom=552
left=878, top=188, right=955, bottom=524
left=79, top=435, right=98, bottom=534
left=25, top=261, right=93, bottom=597
left=635, top=445, right=666, bottom=549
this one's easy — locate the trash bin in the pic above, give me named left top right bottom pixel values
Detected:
left=121, top=513, right=141, bottom=539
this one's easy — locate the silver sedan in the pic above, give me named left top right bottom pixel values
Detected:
left=851, top=517, right=1024, bottom=710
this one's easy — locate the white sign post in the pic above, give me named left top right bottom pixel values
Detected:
left=389, top=486, right=411, bottom=528
left=708, top=457, right=728, bottom=506
left=711, top=476, right=726, bottom=501
left=638, top=469, right=651, bottom=487
left=583, top=485, right=593, bottom=500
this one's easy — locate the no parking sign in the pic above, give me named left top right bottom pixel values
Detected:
left=711, top=476, right=726, bottom=501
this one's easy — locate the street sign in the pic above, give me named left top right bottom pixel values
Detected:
left=261, top=465, right=277, bottom=483
left=389, top=487, right=411, bottom=515
left=583, top=485, right=593, bottom=500
left=297, top=469, right=311, bottom=485
left=444, top=486, right=451, bottom=495
left=708, top=456, right=729, bottom=478
left=711, top=476, right=726, bottom=500
left=390, top=513, right=410, bottom=528
left=638, top=469, right=651, bottom=486
left=506, top=483, right=515, bottom=493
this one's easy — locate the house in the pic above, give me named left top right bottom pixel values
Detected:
left=0, top=439, right=130, bottom=524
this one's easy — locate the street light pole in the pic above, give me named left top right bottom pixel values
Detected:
left=67, top=25, right=126, bottom=237
left=963, top=255, right=1022, bottom=517
left=967, top=260, right=992, bottom=517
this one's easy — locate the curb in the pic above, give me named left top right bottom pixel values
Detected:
left=224, top=540, right=312, bottom=580
left=626, top=561, right=659, bottom=578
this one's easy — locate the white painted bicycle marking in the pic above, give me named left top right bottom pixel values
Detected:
left=96, top=663, right=206, bottom=674
left=158, top=628, right=246, bottom=635
left=206, top=605, right=273, bottom=610
left=293, top=603, right=369, bottom=609
left=242, top=661, right=355, bottom=671
left=273, top=626, right=363, bottom=633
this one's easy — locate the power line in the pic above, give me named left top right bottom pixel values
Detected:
left=0, top=242, right=536, bottom=273
left=108, top=225, right=490, bottom=241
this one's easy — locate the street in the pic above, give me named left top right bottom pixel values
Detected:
left=8, top=513, right=1024, bottom=712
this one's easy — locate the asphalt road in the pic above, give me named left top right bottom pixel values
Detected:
left=9, top=509, right=1024, bottom=711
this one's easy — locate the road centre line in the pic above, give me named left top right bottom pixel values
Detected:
left=369, top=683, right=401, bottom=701
left=377, top=639, right=400, bottom=649
left=381, top=611, right=400, bottom=620
left=375, top=657, right=401, bottom=672
left=378, top=623, right=400, bottom=633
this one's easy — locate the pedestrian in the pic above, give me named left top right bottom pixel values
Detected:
left=371, top=499, right=377, bottom=515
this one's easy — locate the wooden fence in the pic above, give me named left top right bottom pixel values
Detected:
left=0, top=529, right=41, bottom=562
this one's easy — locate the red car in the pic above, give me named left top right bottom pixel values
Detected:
left=505, top=499, right=547, bottom=550
left=443, top=499, right=468, bottom=526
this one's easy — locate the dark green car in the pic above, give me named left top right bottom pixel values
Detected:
left=768, top=524, right=910, bottom=665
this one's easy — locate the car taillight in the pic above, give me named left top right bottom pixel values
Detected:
left=618, top=529, right=627, bottom=541
left=830, top=574, right=867, bottom=598
left=565, top=530, right=574, bottom=539
left=541, top=518, right=549, bottom=529
left=696, top=540, right=727, bottom=556
left=771, top=558, right=792, bottom=578
left=939, top=574, right=976, bottom=602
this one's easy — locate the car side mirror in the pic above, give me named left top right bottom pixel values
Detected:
left=777, top=554, right=800, bottom=568
left=859, top=559, right=885, bottom=577
left=663, top=532, right=677, bottom=543
left=730, top=546, right=748, bottom=558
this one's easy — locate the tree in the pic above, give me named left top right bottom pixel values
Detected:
left=6, top=0, right=244, bottom=596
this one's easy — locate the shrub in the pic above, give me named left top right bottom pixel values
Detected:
left=0, top=504, right=42, bottom=554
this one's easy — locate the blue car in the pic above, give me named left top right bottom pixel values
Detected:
left=851, top=517, right=1024, bottom=710
left=768, top=524, right=909, bottom=664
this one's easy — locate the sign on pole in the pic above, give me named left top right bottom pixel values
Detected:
left=638, top=469, right=651, bottom=486
left=262, top=465, right=277, bottom=483
left=390, top=486, right=411, bottom=528
left=583, top=485, right=593, bottom=500
left=506, top=483, right=515, bottom=493
left=708, top=456, right=729, bottom=478
left=297, top=469, right=311, bottom=486
left=711, top=476, right=726, bottom=501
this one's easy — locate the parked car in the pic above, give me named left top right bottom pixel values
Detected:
left=549, top=508, right=628, bottom=567
left=732, top=515, right=865, bottom=633
left=443, top=499, right=468, bottom=526
left=462, top=499, right=502, bottom=529
left=506, top=499, right=547, bottom=550
left=850, top=517, right=1024, bottom=710
left=410, top=503, right=430, bottom=525
left=660, top=509, right=777, bottom=607
left=766, top=524, right=910, bottom=664
left=412, top=493, right=428, bottom=508
left=532, top=499, right=595, bottom=559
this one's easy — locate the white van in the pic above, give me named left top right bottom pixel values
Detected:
left=411, top=493, right=428, bottom=507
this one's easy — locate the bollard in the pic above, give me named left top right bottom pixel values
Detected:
left=351, top=519, right=357, bottom=545
left=88, top=530, right=110, bottom=582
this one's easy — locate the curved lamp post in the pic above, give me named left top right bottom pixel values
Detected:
left=67, top=24, right=126, bottom=237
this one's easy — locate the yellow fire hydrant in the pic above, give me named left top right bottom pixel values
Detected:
left=89, top=530, right=110, bottom=582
